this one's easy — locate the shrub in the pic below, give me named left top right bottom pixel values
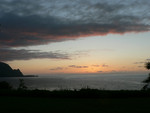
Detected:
left=0, top=81, right=12, bottom=90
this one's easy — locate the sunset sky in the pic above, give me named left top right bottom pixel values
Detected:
left=0, top=0, right=150, bottom=75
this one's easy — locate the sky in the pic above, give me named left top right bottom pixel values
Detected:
left=0, top=0, right=150, bottom=75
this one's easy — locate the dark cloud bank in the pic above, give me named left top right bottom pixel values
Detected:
left=0, top=0, right=150, bottom=61
left=0, top=48, right=69, bottom=61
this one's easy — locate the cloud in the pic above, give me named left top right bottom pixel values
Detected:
left=50, top=67, right=64, bottom=71
left=102, top=64, right=109, bottom=67
left=138, top=66, right=143, bottom=68
left=134, top=62, right=145, bottom=64
left=0, top=48, right=70, bottom=61
left=69, top=65, right=88, bottom=68
left=97, top=71, right=103, bottom=73
left=0, top=0, right=150, bottom=47
left=92, top=65, right=100, bottom=67
left=134, top=62, right=145, bottom=68
left=146, top=59, right=150, bottom=61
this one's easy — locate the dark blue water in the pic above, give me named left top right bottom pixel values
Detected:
left=0, top=74, right=147, bottom=90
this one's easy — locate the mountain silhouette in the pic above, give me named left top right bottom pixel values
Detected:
left=0, top=62, right=23, bottom=77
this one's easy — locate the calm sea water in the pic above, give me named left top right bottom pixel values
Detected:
left=0, top=74, right=147, bottom=90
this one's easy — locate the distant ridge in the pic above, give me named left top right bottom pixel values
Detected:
left=0, top=62, right=23, bottom=77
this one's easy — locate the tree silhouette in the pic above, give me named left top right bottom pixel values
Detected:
left=142, top=62, right=150, bottom=90
left=145, top=62, right=150, bottom=70
left=0, top=81, right=12, bottom=90
left=18, top=79, right=27, bottom=90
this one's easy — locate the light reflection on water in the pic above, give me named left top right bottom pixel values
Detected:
left=0, top=74, right=147, bottom=90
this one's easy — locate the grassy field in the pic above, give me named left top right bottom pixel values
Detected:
left=0, top=96, right=150, bottom=113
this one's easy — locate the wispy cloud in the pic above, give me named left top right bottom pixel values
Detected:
left=50, top=67, right=64, bottom=71
left=92, top=64, right=109, bottom=67
left=134, top=62, right=145, bottom=64
left=102, top=64, right=109, bottom=67
left=69, top=65, right=88, bottom=68
left=138, top=66, right=144, bottom=68
left=92, top=65, right=100, bottom=67
left=146, top=59, right=150, bottom=61
left=0, top=48, right=70, bottom=61
left=97, top=70, right=103, bottom=73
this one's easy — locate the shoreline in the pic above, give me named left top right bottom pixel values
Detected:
left=0, top=75, right=38, bottom=77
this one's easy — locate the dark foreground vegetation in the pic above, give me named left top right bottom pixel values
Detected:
left=2, top=87, right=150, bottom=98
left=1, top=96, right=150, bottom=113
left=1, top=81, right=150, bottom=113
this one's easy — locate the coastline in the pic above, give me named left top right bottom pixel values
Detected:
left=0, top=75, right=38, bottom=77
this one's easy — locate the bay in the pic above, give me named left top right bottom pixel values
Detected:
left=0, top=74, right=147, bottom=90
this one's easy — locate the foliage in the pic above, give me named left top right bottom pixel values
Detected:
left=145, top=62, right=150, bottom=70
left=18, top=79, right=27, bottom=90
left=0, top=81, right=12, bottom=90
left=142, top=62, right=150, bottom=90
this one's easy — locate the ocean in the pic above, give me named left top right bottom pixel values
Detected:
left=0, top=74, right=147, bottom=90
